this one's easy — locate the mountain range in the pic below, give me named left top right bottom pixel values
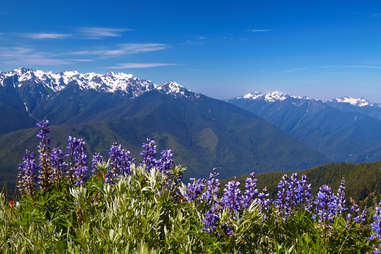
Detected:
left=0, top=68, right=327, bottom=192
left=230, top=91, right=381, bottom=163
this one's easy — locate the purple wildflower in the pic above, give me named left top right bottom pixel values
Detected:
left=105, top=142, right=132, bottom=183
left=36, top=120, right=50, bottom=142
left=313, top=185, right=339, bottom=223
left=222, top=178, right=242, bottom=213
left=91, top=153, right=104, bottom=176
left=185, top=178, right=205, bottom=202
left=36, top=120, right=52, bottom=190
left=50, top=148, right=66, bottom=184
left=369, top=201, right=381, bottom=253
left=201, top=168, right=220, bottom=203
left=354, top=208, right=368, bottom=224
left=258, top=187, right=272, bottom=215
left=203, top=203, right=221, bottom=233
left=275, top=173, right=312, bottom=217
left=140, top=138, right=157, bottom=171
left=242, top=172, right=259, bottom=209
left=157, top=149, right=174, bottom=174
left=17, top=150, right=37, bottom=196
left=66, top=136, right=88, bottom=186
left=336, top=177, right=347, bottom=214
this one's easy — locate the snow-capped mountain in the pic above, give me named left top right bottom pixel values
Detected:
left=332, top=96, right=372, bottom=107
left=237, top=91, right=312, bottom=103
left=230, top=90, right=381, bottom=164
left=237, top=90, right=381, bottom=109
left=0, top=67, right=196, bottom=98
left=0, top=68, right=327, bottom=184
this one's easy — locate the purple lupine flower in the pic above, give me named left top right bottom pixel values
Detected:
left=296, top=175, right=313, bottom=211
left=105, top=142, right=132, bottom=183
left=50, top=148, right=66, bottom=184
left=36, top=120, right=50, bottom=142
left=258, top=187, right=272, bottom=215
left=185, top=178, right=205, bottom=202
left=91, top=153, right=104, bottom=176
left=17, top=150, right=37, bottom=196
left=140, top=138, right=158, bottom=171
left=66, top=136, right=88, bottom=186
left=242, top=172, right=259, bottom=209
left=157, top=149, right=174, bottom=174
left=313, top=185, right=339, bottom=223
left=336, top=177, right=347, bottom=214
left=275, top=173, right=295, bottom=217
left=354, top=208, right=367, bottom=224
left=222, top=223, right=235, bottom=236
left=66, top=136, right=76, bottom=183
left=201, top=168, right=220, bottom=203
left=222, top=178, right=242, bottom=213
left=36, top=120, right=52, bottom=190
left=369, top=201, right=381, bottom=251
left=203, top=203, right=221, bottom=233
left=275, top=173, right=312, bottom=217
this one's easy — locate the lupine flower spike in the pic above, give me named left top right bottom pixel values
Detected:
left=36, top=120, right=52, bottom=190
left=17, top=149, right=37, bottom=196
left=105, top=142, right=132, bottom=183
left=242, top=172, right=258, bottom=209
left=50, top=148, right=66, bottom=184
left=91, top=153, right=104, bottom=176
left=66, top=136, right=88, bottom=186
left=140, top=138, right=158, bottom=171
left=369, top=201, right=381, bottom=254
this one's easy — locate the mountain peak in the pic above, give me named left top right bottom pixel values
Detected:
left=13, top=67, right=32, bottom=75
left=334, top=96, right=371, bottom=107
left=239, top=90, right=292, bottom=102
left=0, top=68, right=196, bottom=99
left=157, top=81, right=196, bottom=97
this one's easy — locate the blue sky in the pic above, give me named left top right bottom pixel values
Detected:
left=2, top=0, right=381, bottom=101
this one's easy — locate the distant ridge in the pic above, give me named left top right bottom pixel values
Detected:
left=230, top=90, right=381, bottom=163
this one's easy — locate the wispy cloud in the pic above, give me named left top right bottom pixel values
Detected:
left=78, top=27, right=131, bottom=39
left=321, top=65, right=381, bottom=69
left=250, top=29, right=272, bottom=32
left=284, top=67, right=308, bottom=73
left=110, top=63, right=177, bottom=69
left=71, top=58, right=93, bottom=62
left=71, top=43, right=168, bottom=56
left=0, top=47, right=70, bottom=65
left=22, top=33, right=72, bottom=39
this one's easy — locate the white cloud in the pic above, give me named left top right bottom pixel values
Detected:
left=71, top=58, right=93, bottom=62
left=22, top=33, right=72, bottom=39
left=0, top=47, right=70, bottom=65
left=110, top=63, right=176, bottom=69
left=250, top=29, right=272, bottom=32
left=71, top=43, right=168, bottom=56
left=78, top=27, right=131, bottom=39
left=321, top=65, right=381, bottom=69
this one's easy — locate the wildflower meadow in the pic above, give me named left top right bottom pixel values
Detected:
left=0, top=120, right=380, bottom=253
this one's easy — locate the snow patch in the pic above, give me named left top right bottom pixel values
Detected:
left=0, top=68, right=195, bottom=98
left=335, top=97, right=370, bottom=107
